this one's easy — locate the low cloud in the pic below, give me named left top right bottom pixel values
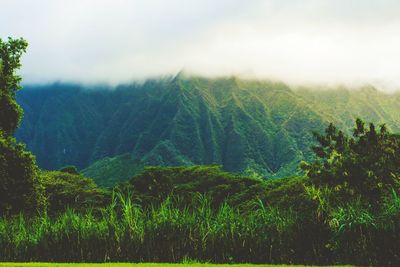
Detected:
left=2, top=0, right=400, bottom=90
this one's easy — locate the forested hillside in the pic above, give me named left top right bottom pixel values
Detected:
left=16, top=75, right=400, bottom=186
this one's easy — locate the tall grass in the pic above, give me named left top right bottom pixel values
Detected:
left=0, top=191, right=399, bottom=265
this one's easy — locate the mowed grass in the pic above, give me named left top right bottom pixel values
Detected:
left=0, top=263, right=354, bottom=267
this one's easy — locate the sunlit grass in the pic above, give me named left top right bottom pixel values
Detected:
left=0, top=263, right=354, bottom=267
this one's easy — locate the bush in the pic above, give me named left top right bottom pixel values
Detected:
left=0, top=134, right=45, bottom=215
left=41, top=170, right=108, bottom=214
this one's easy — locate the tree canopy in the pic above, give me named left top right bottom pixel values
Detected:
left=0, top=37, right=28, bottom=135
left=302, top=118, right=400, bottom=203
left=0, top=37, right=44, bottom=215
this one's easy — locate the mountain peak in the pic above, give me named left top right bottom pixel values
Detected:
left=172, top=69, right=190, bottom=82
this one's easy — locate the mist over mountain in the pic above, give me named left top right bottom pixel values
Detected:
left=3, top=1, right=400, bottom=89
left=16, top=75, right=400, bottom=186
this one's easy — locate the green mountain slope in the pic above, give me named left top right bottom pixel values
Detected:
left=16, top=75, right=400, bottom=186
left=81, top=153, right=143, bottom=187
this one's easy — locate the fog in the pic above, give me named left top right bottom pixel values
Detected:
left=2, top=0, right=400, bottom=90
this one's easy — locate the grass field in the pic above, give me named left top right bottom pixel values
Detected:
left=0, top=263, right=354, bottom=267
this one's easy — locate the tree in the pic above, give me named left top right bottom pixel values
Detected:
left=0, top=134, right=44, bottom=214
left=41, top=171, right=107, bottom=214
left=0, top=37, right=44, bottom=215
left=59, top=165, right=79, bottom=175
left=0, top=37, right=28, bottom=135
left=302, top=118, right=400, bottom=203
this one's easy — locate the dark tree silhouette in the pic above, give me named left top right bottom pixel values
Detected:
left=302, top=118, right=400, bottom=203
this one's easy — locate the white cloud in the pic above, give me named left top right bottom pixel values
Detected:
left=1, top=0, right=400, bottom=90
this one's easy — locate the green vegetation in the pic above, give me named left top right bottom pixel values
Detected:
left=1, top=39, right=399, bottom=265
left=0, top=37, right=27, bottom=135
left=82, top=154, right=143, bottom=188
left=41, top=170, right=107, bottom=214
left=121, top=165, right=273, bottom=209
left=0, top=37, right=45, bottom=215
left=2, top=120, right=399, bottom=265
left=0, top=263, right=351, bottom=267
left=303, top=118, right=400, bottom=201
left=0, top=193, right=296, bottom=263
left=16, top=75, right=400, bottom=186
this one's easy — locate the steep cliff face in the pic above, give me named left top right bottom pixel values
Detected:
left=16, top=76, right=400, bottom=185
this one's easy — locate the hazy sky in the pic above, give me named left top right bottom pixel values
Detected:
left=2, top=0, right=400, bottom=89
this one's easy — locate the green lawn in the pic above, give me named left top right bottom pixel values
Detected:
left=0, top=263, right=353, bottom=267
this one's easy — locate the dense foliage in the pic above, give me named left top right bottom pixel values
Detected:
left=0, top=38, right=45, bottom=215
left=303, top=119, right=400, bottom=202
left=2, top=118, right=400, bottom=265
left=0, top=180, right=399, bottom=265
left=121, top=165, right=273, bottom=209
left=0, top=37, right=27, bottom=135
left=0, top=134, right=44, bottom=215
left=3, top=37, right=400, bottom=265
left=83, top=154, right=143, bottom=187
left=0, top=193, right=298, bottom=263
left=16, top=76, right=400, bottom=186
left=41, top=170, right=107, bottom=214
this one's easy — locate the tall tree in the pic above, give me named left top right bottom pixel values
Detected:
left=0, top=37, right=44, bottom=215
left=0, top=37, right=27, bottom=135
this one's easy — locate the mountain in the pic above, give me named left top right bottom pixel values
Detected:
left=16, top=75, right=400, bottom=186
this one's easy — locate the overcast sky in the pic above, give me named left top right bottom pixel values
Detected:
left=2, top=0, right=400, bottom=89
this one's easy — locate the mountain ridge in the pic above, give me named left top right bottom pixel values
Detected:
left=16, top=75, right=400, bottom=186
